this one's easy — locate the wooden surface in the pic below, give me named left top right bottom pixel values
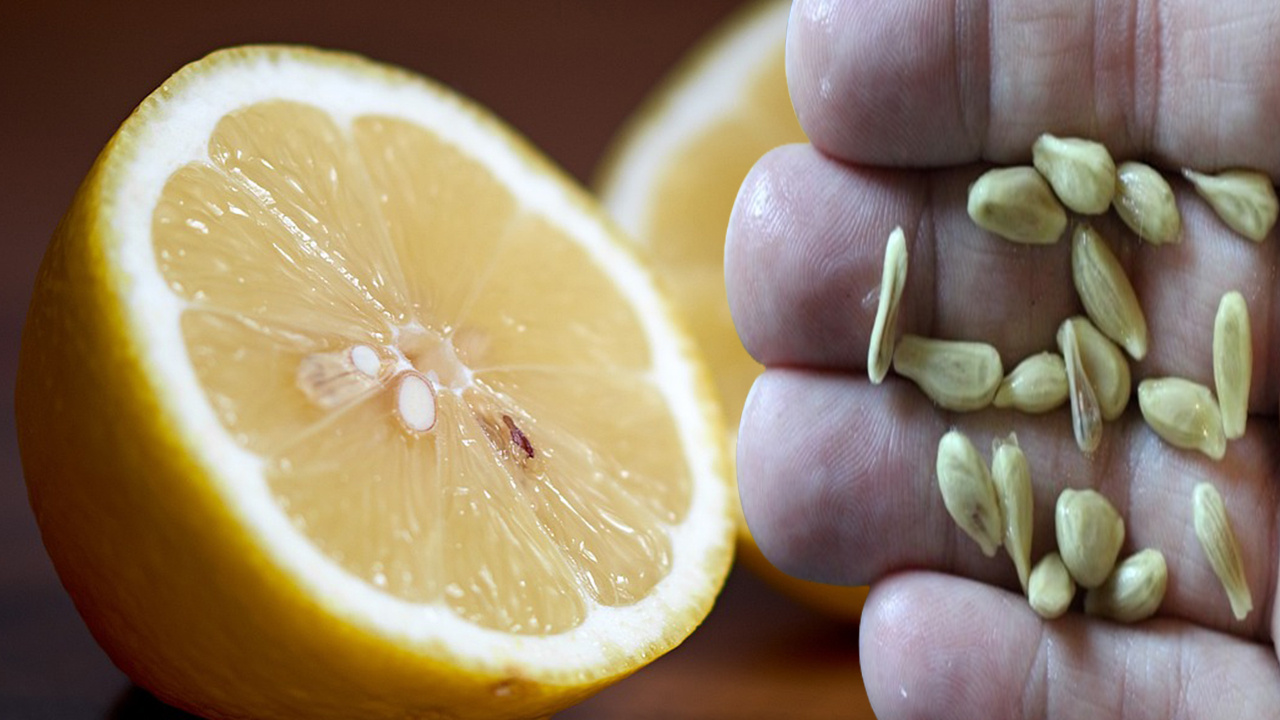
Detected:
left=0, top=2, right=875, bottom=717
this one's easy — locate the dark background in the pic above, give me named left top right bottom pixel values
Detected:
left=0, top=2, right=873, bottom=717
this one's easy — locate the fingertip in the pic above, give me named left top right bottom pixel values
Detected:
left=786, top=0, right=982, bottom=166
left=784, top=0, right=841, bottom=154
left=725, top=144, right=795, bottom=363
left=735, top=370, right=821, bottom=580
left=727, top=143, right=930, bottom=369
left=859, top=571, right=1280, bottom=720
left=725, top=143, right=864, bottom=366
left=859, top=574, right=1037, bottom=720
left=736, top=370, right=869, bottom=585
left=784, top=0, right=861, bottom=160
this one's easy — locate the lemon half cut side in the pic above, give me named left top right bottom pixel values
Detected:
left=17, top=45, right=734, bottom=720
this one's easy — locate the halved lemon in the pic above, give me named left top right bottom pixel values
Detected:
left=595, top=0, right=867, bottom=621
left=16, top=46, right=734, bottom=719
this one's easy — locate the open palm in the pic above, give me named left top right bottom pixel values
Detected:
left=726, top=0, right=1280, bottom=717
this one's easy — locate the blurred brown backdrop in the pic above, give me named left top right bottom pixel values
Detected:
left=0, top=2, right=873, bottom=717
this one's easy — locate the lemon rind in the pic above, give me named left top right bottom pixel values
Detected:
left=594, top=0, right=792, bottom=237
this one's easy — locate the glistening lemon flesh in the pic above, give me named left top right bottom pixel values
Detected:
left=16, top=46, right=734, bottom=720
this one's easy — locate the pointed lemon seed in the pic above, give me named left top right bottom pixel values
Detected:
left=1113, top=161, right=1181, bottom=244
left=1182, top=168, right=1278, bottom=242
left=1055, top=489, right=1125, bottom=589
left=1193, top=483, right=1252, bottom=621
left=868, top=227, right=909, bottom=384
left=1060, top=316, right=1131, bottom=421
left=396, top=373, right=437, bottom=433
left=1137, top=377, right=1226, bottom=460
left=1032, top=134, right=1117, bottom=214
left=1058, top=321, right=1102, bottom=454
left=993, top=352, right=1068, bottom=414
left=1213, top=291, right=1251, bottom=440
left=893, top=335, right=1003, bottom=412
left=992, top=434, right=1033, bottom=592
left=967, top=166, right=1068, bottom=244
left=1028, top=552, right=1075, bottom=620
left=1072, top=224, right=1148, bottom=360
left=936, top=430, right=1003, bottom=558
left=297, top=348, right=381, bottom=409
left=1084, top=549, right=1167, bottom=623
left=349, top=344, right=382, bottom=378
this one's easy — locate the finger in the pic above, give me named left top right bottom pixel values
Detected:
left=786, top=0, right=1280, bottom=173
left=724, top=143, right=1280, bottom=410
left=736, top=368, right=1279, bottom=640
left=859, top=572, right=1280, bottom=720
left=725, top=143, right=1078, bottom=370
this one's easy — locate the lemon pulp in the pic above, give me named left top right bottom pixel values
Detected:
left=156, top=100, right=691, bottom=635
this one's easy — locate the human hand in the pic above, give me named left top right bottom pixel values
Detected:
left=725, top=0, right=1280, bottom=717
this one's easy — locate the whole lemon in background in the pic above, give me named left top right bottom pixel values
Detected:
left=595, top=0, right=868, bottom=622
left=16, top=45, right=735, bottom=720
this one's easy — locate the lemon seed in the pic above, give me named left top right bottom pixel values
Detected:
left=1059, top=316, right=1131, bottom=422
left=1113, top=161, right=1180, bottom=244
left=893, top=335, right=1003, bottom=412
left=868, top=227, right=909, bottom=384
left=1182, top=168, right=1278, bottom=242
left=968, top=166, right=1067, bottom=244
left=1084, top=548, right=1167, bottom=623
left=1193, top=482, right=1252, bottom=621
left=1213, top=291, right=1251, bottom=440
left=1137, top=377, right=1226, bottom=460
left=993, top=352, right=1068, bottom=414
left=1055, top=488, right=1125, bottom=589
left=1032, top=134, right=1116, bottom=214
left=1072, top=224, right=1148, bottom=360
left=1058, top=320, right=1102, bottom=454
left=992, top=434, right=1033, bottom=592
left=1028, top=552, right=1075, bottom=620
left=936, top=430, right=1003, bottom=558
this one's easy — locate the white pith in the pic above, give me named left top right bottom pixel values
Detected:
left=106, top=48, right=731, bottom=682
left=601, top=0, right=791, bottom=237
